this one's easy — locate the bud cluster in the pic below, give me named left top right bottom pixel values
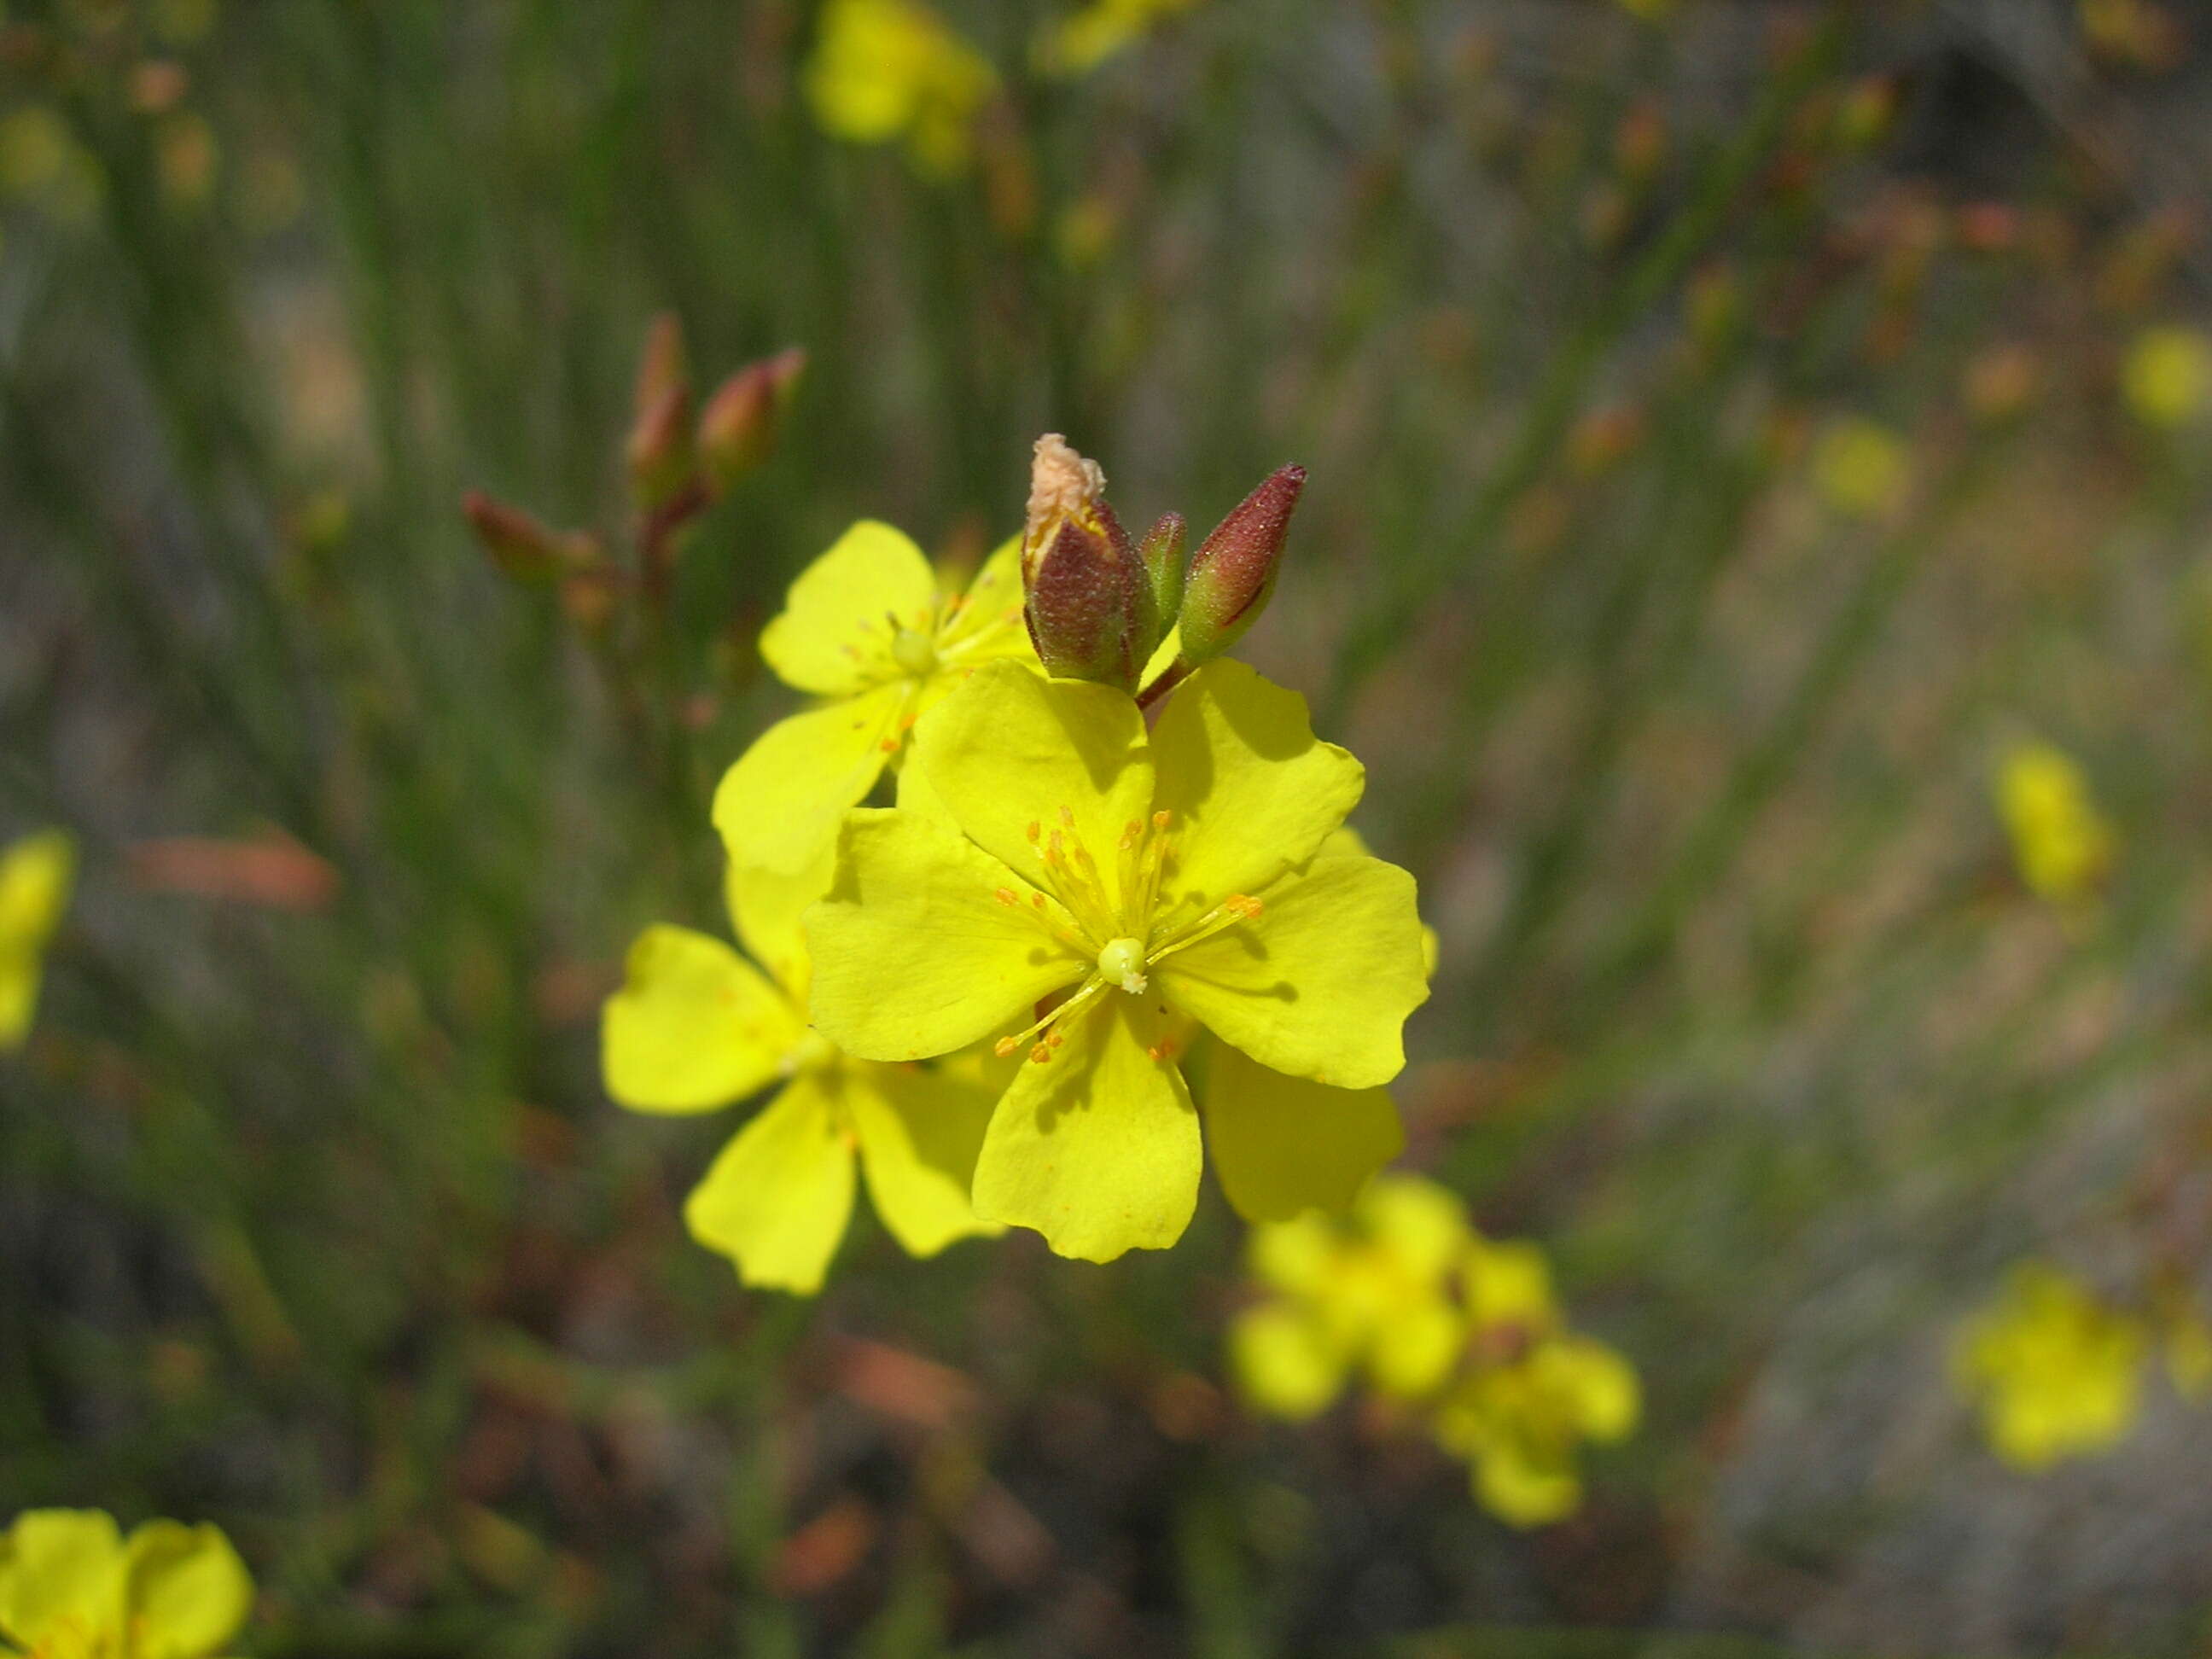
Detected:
left=1016, top=434, right=1306, bottom=701
left=462, top=312, right=806, bottom=631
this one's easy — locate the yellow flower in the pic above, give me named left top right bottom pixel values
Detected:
left=2122, top=325, right=2210, bottom=428
left=602, top=847, right=1000, bottom=1295
left=1951, top=1262, right=2145, bottom=1470
left=807, top=660, right=1429, bottom=1261
left=1229, top=1175, right=1470, bottom=1421
left=1811, top=416, right=1909, bottom=521
left=713, top=521, right=1033, bottom=873
left=806, top=0, right=998, bottom=178
left=1997, top=741, right=2113, bottom=906
left=1, top=830, right=74, bottom=1052
left=0, top=1509, right=252, bottom=1659
left=1036, top=0, right=1199, bottom=76
left=1434, top=1330, right=1640, bottom=1528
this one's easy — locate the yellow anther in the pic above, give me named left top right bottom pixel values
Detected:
left=1226, top=894, right=1263, bottom=918
left=995, top=1036, right=1020, bottom=1057
left=1059, top=805, right=1076, bottom=828
left=995, top=887, right=1020, bottom=906
left=1030, top=1042, right=1052, bottom=1063
left=1027, top=819, right=1042, bottom=841
left=1153, top=810, right=1172, bottom=830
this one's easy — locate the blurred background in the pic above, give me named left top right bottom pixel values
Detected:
left=9, top=0, right=2212, bottom=1651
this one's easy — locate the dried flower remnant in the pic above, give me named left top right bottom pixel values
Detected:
left=714, top=521, right=1036, bottom=871
left=1952, top=1263, right=2146, bottom=1470
left=602, top=848, right=1000, bottom=1295
left=0, top=1508, right=254, bottom=1659
left=1998, top=741, right=2114, bottom=908
left=0, top=830, right=73, bottom=1052
left=806, top=658, right=1426, bottom=1261
left=806, top=0, right=998, bottom=178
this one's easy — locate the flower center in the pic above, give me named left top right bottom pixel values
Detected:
left=890, top=626, right=938, bottom=678
left=1097, top=935, right=1148, bottom=995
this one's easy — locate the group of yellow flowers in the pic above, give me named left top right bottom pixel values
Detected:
left=606, top=435, right=1431, bottom=1284
left=1953, top=1262, right=2212, bottom=1470
left=1231, top=1174, right=1640, bottom=1528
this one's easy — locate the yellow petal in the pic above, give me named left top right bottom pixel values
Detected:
left=914, top=660, right=1154, bottom=908
left=1541, top=1336, right=1641, bottom=1441
left=683, top=1074, right=857, bottom=1294
left=725, top=841, right=836, bottom=1004
left=1150, top=661, right=1363, bottom=913
left=713, top=684, right=908, bottom=873
left=970, top=996, right=1200, bottom=1261
left=1464, top=1238, right=1557, bottom=1332
left=1246, top=1211, right=1337, bottom=1297
left=0, top=830, right=73, bottom=1051
left=1200, top=1039, right=1402, bottom=1223
left=1366, top=1297, right=1464, bottom=1400
left=1229, top=1303, right=1347, bottom=1420
left=0, top=1509, right=126, bottom=1648
left=602, top=926, right=804, bottom=1113
left=760, top=520, right=938, bottom=696
left=846, top=1060, right=1003, bottom=1257
left=1473, top=1440, right=1583, bottom=1528
left=1159, top=854, right=1427, bottom=1090
left=123, top=1520, right=254, bottom=1659
left=806, top=809, right=1086, bottom=1062
left=1357, top=1175, right=1470, bottom=1280
left=935, top=534, right=1029, bottom=659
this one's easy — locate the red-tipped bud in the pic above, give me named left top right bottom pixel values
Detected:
left=462, top=490, right=596, bottom=584
left=632, top=311, right=688, bottom=422
left=1138, top=512, right=1186, bottom=625
left=1019, top=434, right=1158, bottom=693
left=1176, top=464, right=1305, bottom=664
left=698, top=346, right=806, bottom=492
left=1024, top=515, right=1156, bottom=694
left=626, top=382, right=696, bottom=510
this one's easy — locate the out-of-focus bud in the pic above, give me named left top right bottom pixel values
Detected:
left=698, top=346, right=806, bottom=492
left=1138, top=512, right=1186, bottom=627
left=1020, top=434, right=1158, bottom=693
left=626, top=383, right=695, bottom=511
left=1176, top=464, right=1306, bottom=666
left=626, top=313, right=696, bottom=510
left=463, top=490, right=595, bottom=584
left=1965, top=343, right=2040, bottom=424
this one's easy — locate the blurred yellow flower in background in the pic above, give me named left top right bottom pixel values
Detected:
left=1036, top=0, right=1200, bottom=76
left=713, top=521, right=1032, bottom=872
left=1230, top=1175, right=1472, bottom=1421
left=1997, top=741, right=2114, bottom=907
left=602, top=847, right=1001, bottom=1295
left=0, top=830, right=73, bottom=1052
left=1952, top=1263, right=2145, bottom=1470
left=806, top=0, right=998, bottom=178
left=0, top=1508, right=253, bottom=1659
left=1435, top=1236, right=1640, bottom=1527
left=1811, top=416, right=1909, bottom=521
left=2122, top=325, right=2211, bottom=428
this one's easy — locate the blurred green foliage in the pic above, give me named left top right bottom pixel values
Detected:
left=9, top=0, right=2212, bottom=1653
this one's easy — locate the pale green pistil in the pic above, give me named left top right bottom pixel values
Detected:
left=1098, top=935, right=1148, bottom=995
left=891, top=626, right=939, bottom=678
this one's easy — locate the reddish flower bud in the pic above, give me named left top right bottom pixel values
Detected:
left=462, top=490, right=596, bottom=584
left=632, top=311, right=688, bottom=422
left=1019, top=434, right=1158, bottom=694
left=626, top=382, right=696, bottom=510
left=1138, top=511, right=1186, bottom=626
left=1176, top=464, right=1305, bottom=664
left=698, top=346, right=806, bottom=492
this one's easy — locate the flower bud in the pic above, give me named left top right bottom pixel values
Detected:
left=462, top=490, right=595, bottom=584
left=1138, top=511, right=1186, bottom=626
left=698, top=346, right=806, bottom=492
left=632, top=311, right=687, bottom=422
left=1020, top=434, right=1158, bottom=693
left=1176, top=464, right=1305, bottom=665
left=626, top=382, right=696, bottom=511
